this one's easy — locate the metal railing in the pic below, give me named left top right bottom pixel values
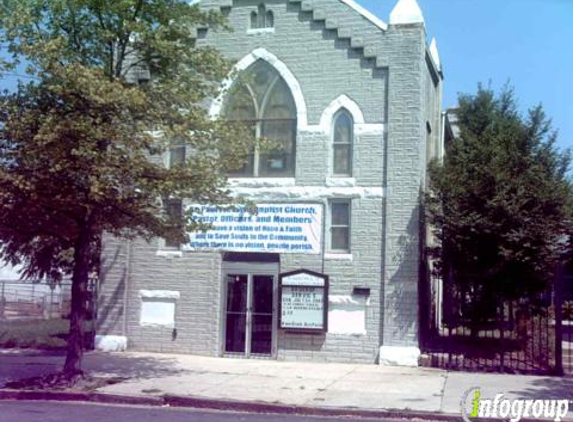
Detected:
left=0, top=281, right=72, bottom=320
left=0, top=279, right=97, bottom=320
left=422, top=300, right=554, bottom=375
left=423, top=268, right=573, bottom=376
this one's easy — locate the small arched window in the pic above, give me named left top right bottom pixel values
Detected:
left=224, top=60, right=296, bottom=177
left=265, top=10, right=274, bottom=28
left=332, top=110, right=353, bottom=176
left=250, top=11, right=258, bottom=29
left=250, top=4, right=274, bottom=29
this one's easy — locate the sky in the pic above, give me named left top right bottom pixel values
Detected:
left=365, top=0, right=573, bottom=152
left=0, top=0, right=571, bottom=152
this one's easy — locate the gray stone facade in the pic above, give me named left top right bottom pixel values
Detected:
left=97, top=0, right=443, bottom=365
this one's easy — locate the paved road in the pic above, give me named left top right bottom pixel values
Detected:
left=0, top=401, right=421, bottom=422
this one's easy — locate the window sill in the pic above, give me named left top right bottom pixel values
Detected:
left=156, top=249, right=183, bottom=258
left=227, top=177, right=296, bottom=188
left=324, top=253, right=353, bottom=261
left=247, top=28, right=275, bottom=35
left=139, top=290, right=180, bottom=299
left=140, top=322, right=175, bottom=328
left=329, top=332, right=366, bottom=337
left=325, top=177, right=355, bottom=187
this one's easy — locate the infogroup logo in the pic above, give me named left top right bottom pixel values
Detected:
left=461, top=387, right=570, bottom=422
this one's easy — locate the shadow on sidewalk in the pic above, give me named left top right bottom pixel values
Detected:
left=0, top=350, right=188, bottom=387
left=84, top=352, right=189, bottom=380
left=509, top=377, right=573, bottom=399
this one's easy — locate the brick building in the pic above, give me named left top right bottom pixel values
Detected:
left=96, top=0, right=444, bottom=366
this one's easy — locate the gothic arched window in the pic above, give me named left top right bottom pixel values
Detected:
left=332, top=110, right=353, bottom=176
left=224, top=60, right=296, bottom=177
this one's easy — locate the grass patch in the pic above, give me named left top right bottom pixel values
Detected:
left=0, top=319, right=69, bottom=350
left=0, top=319, right=94, bottom=350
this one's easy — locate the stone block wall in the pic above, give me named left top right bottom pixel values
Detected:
left=97, top=0, right=442, bottom=364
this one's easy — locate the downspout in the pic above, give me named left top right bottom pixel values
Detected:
left=439, top=111, right=446, bottom=164
left=435, top=110, right=447, bottom=332
left=321, top=200, right=326, bottom=275
left=123, top=239, right=132, bottom=338
left=377, top=69, right=390, bottom=362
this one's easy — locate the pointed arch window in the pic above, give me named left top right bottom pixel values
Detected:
left=224, top=60, right=296, bottom=177
left=332, top=110, right=353, bottom=176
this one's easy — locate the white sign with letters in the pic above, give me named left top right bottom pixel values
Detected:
left=280, top=270, right=328, bottom=332
left=184, top=204, right=323, bottom=254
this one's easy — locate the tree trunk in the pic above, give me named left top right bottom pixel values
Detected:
left=63, top=221, right=93, bottom=377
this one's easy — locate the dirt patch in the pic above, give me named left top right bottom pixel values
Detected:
left=3, top=372, right=128, bottom=391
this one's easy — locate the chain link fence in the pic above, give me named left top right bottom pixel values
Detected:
left=0, top=279, right=97, bottom=349
left=0, top=281, right=72, bottom=320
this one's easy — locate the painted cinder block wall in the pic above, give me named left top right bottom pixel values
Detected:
left=96, top=0, right=443, bottom=364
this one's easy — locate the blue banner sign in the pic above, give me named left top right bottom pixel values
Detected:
left=183, top=203, right=323, bottom=254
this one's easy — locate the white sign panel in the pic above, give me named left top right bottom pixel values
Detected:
left=328, top=296, right=367, bottom=335
left=184, top=204, right=323, bottom=254
left=280, top=270, right=328, bottom=332
left=281, top=286, right=325, bottom=330
left=140, top=300, right=175, bottom=328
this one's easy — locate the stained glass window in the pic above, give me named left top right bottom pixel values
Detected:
left=224, top=60, right=296, bottom=177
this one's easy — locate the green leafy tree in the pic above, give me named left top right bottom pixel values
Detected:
left=427, top=85, right=573, bottom=327
left=0, top=0, right=254, bottom=378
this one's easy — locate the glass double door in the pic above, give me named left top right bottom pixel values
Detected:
left=224, top=273, right=276, bottom=357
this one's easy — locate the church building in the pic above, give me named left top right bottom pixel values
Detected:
left=96, top=0, right=444, bottom=366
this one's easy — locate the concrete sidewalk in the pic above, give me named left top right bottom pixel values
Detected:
left=1, top=349, right=572, bottom=418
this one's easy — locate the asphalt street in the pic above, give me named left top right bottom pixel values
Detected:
left=0, top=401, right=429, bottom=422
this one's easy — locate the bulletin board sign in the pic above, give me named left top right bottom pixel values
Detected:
left=279, top=269, right=328, bottom=333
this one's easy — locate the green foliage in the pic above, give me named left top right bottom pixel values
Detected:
left=0, top=0, right=258, bottom=374
left=0, top=0, right=255, bottom=280
left=427, top=85, right=573, bottom=318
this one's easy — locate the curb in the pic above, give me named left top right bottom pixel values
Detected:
left=1, top=389, right=567, bottom=422
left=164, top=394, right=464, bottom=421
left=0, top=389, right=461, bottom=421
left=0, top=389, right=163, bottom=407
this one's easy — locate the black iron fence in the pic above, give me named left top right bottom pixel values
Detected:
left=555, top=272, right=573, bottom=376
left=422, top=300, right=555, bottom=375
left=421, top=267, right=573, bottom=376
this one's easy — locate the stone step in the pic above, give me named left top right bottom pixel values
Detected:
left=375, top=55, right=389, bottom=68
left=301, top=1, right=313, bottom=12
left=337, top=27, right=352, bottom=39
left=312, top=8, right=326, bottom=21
left=325, top=18, right=338, bottom=29
left=363, top=45, right=377, bottom=58
left=350, top=37, right=364, bottom=49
